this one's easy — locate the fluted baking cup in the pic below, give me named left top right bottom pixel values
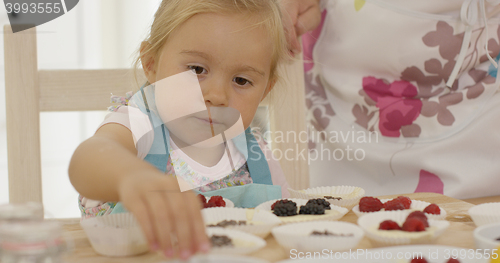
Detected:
left=271, top=221, right=364, bottom=252
left=207, top=227, right=266, bottom=255
left=255, top=198, right=348, bottom=224
left=80, top=213, right=148, bottom=257
left=352, top=199, right=447, bottom=220
left=202, top=207, right=281, bottom=238
left=468, top=202, right=500, bottom=227
left=357, top=210, right=449, bottom=246
left=288, top=186, right=365, bottom=210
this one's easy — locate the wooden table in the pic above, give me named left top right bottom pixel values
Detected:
left=55, top=193, right=500, bottom=263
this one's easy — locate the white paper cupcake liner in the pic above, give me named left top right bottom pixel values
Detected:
left=202, top=207, right=281, bottom=238
left=271, top=221, right=364, bottom=252
left=80, top=213, right=148, bottom=257
left=357, top=210, right=450, bottom=246
left=207, top=227, right=266, bottom=255
left=352, top=199, right=447, bottom=220
left=255, top=198, right=348, bottom=224
left=288, top=186, right=365, bottom=210
left=468, top=202, right=500, bottom=227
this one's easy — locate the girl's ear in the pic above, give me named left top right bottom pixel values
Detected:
left=262, top=77, right=278, bottom=101
left=140, top=41, right=157, bottom=84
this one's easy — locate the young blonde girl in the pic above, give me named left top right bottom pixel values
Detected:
left=69, top=0, right=290, bottom=260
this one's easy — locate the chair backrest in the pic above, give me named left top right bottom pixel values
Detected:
left=4, top=25, right=309, bottom=204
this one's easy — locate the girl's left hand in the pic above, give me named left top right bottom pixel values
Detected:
left=280, top=0, right=322, bottom=55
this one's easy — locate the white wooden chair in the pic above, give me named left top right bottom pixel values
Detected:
left=4, top=25, right=309, bottom=204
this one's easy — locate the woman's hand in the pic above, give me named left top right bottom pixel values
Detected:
left=280, top=0, right=322, bottom=55
left=117, top=172, right=209, bottom=260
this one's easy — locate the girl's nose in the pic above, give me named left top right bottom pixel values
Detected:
left=202, top=78, right=229, bottom=107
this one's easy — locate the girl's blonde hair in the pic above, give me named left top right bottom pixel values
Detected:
left=134, top=0, right=290, bottom=85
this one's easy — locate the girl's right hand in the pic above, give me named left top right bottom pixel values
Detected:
left=117, top=171, right=210, bottom=260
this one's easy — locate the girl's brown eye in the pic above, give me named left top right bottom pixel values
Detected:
left=189, top=66, right=206, bottom=75
left=234, top=77, right=250, bottom=86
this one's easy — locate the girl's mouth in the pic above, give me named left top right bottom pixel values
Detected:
left=194, top=116, right=221, bottom=125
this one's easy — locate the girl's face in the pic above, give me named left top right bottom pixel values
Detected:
left=142, top=12, right=275, bottom=145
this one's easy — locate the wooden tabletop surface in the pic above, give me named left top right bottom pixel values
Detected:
left=53, top=193, right=500, bottom=263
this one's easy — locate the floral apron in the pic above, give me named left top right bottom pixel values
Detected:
left=304, top=0, right=500, bottom=198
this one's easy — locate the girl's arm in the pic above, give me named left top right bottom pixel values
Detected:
left=69, top=123, right=148, bottom=201
left=69, top=123, right=210, bottom=259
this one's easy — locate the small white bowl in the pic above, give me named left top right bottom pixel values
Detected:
left=207, top=227, right=266, bottom=255
left=272, top=221, right=364, bottom=253
left=474, top=222, right=500, bottom=251
left=255, top=198, right=348, bottom=224
left=357, top=210, right=450, bottom=246
left=352, top=198, right=447, bottom=220
left=202, top=207, right=281, bottom=238
left=80, top=213, right=148, bottom=257
left=469, top=203, right=500, bottom=227
left=288, top=186, right=365, bottom=210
